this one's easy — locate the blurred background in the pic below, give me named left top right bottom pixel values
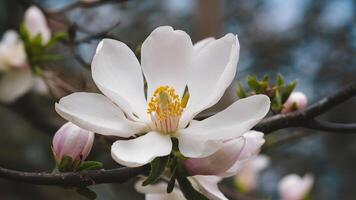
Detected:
left=0, top=0, right=355, bottom=199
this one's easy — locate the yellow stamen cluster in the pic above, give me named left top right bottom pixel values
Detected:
left=147, top=86, right=183, bottom=120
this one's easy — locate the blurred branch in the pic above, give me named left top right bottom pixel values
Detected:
left=0, top=165, right=147, bottom=186
left=254, top=81, right=356, bottom=133
left=304, top=120, right=356, bottom=133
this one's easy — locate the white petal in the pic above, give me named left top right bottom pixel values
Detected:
left=111, top=131, right=172, bottom=167
left=24, top=6, right=51, bottom=44
left=92, top=39, right=148, bottom=121
left=278, top=174, right=314, bottom=200
left=177, top=133, right=223, bottom=158
left=141, top=26, right=193, bottom=99
left=55, top=92, right=149, bottom=137
left=183, top=137, right=245, bottom=176
left=178, top=95, right=270, bottom=158
left=0, top=68, right=33, bottom=103
left=221, top=131, right=266, bottom=177
left=135, top=180, right=185, bottom=200
left=192, top=176, right=228, bottom=200
left=193, top=37, right=215, bottom=52
left=180, top=34, right=240, bottom=128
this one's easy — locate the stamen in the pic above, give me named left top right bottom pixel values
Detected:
left=147, top=86, right=184, bottom=134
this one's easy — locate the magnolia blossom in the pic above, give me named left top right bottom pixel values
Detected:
left=24, top=6, right=51, bottom=44
left=52, top=122, right=94, bottom=164
left=183, top=131, right=265, bottom=177
left=136, top=175, right=228, bottom=200
left=0, top=30, right=33, bottom=103
left=278, top=174, right=314, bottom=200
left=234, top=155, right=270, bottom=192
left=282, top=92, right=308, bottom=113
left=55, top=26, right=271, bottom=167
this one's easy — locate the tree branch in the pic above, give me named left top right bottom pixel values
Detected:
left=254, top=81, right=356, bottom=133
left=0, top=166, right=148, bottom=187
left=304, top=120, right=356, bottom=133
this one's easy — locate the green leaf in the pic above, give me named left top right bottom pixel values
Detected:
left=247, top=76, right=261, bottom=91
left=281, top=80, right=297, bottom=103
left=45, top=32, right=68, bottom=48
left=58, top=155, right=74, bottom=172
left=236, top=81, right=247, bottom=98
left=76, top=187, right=97, bottom=200
left=177, top=176, right=209, bottom=200
left=276, top=73, right=285, bottom=86
left=78, top=161, right=103, bottom=171
left=262, top=74, right=270, bottom=82
left=143, top=156, right=169, bottom=186
left=271, top=89, right=282, bottom=113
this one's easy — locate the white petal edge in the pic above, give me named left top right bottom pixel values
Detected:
left=111, top=131, right=172, bottom=167
left=135, top=180, right=185, bottom=200
left=191, top=175, right=228, bottom=200
left=92, top=39, right=148, bottom=122
left=183, top=136, right=246, bottom=176
left=141, top=26, right=193, bottom=99
left=180, top=33, right=240, bottom=128
left=220, top=131, right=266, bottom=177
left=193, top=37, right=215, bottom=53
left=178, top=95, right=270, bottom=158
left=55, top=92, right=149, bottom=137
left=0, top=68, right=33, bottom=103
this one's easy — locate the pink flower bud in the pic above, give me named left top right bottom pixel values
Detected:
left=24, top=6, right=51, bottom=44
left=234, top=155, right=269, bottom=192
left=278, top=174, right=314, bottom=200
left=52, top=122, right=94, bottom=164
left=183, top=131, right=265, bottom=177
left=282, top=92, right=308, bottom=113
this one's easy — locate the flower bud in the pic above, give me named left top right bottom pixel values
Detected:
left=0, top=30, right=27, bottom=70
left=234, top=155, right=269, bottom=192
left=278, top=174, right=314, bottom=200
left=282, top=92, right=308, bottom=113
left=24, top=6, right=51, bottom=44
left=52, top=122, right=94, bottom=165
left=183, top=131, right=265, bottom=177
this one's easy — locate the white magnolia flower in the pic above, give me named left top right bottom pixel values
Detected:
left=234, top=155, right=270, bottom=192
left=136, top=175, right=228, bottom=200
left=55, top=26, right=270, bottom=167
left=24, top=6, right=51, bottom=44
left=278, top=174, right=314, bottom=200
left=0, top=30, right=33, bottom=103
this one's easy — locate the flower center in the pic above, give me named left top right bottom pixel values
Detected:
left=147, top=86, right=184, bottom=134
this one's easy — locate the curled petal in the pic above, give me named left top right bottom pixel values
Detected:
left=183, top=137, right=245, bottom=176
left=191, top=175, right=228, bottom=200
